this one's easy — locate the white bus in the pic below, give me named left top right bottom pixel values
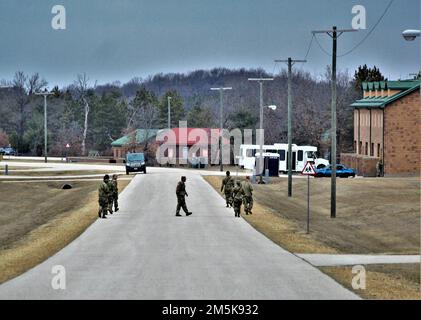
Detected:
left=239, top=144, right=329, bottom=172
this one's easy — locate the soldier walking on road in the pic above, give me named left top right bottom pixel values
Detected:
left=176, top=176, right=192, bottom=217
left=98, top=175, right=110, bottom=219
left=242, top=176, right=254, bottom=215
left=221, top=171, right=234, bottom=207
left=232, top=180, right=244, bottom=218
left=107, top=175, right=115, bottom=214
left=110, top=174, right=119, bottom=212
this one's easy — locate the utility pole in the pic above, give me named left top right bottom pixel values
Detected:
left=167, top=96, right=172, bottom=129
left=35, top=90, right=54, bottom=163
left=210, top=87, right=232, bottom=172
left=248, top=78, right=274, bottom=176
left=274, top=58, right=306, bottom=197
left=312, top=26, right=357, bottom=218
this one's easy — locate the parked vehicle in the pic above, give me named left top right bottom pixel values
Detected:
left=0, top=148, right=4, bottom=155
left=1, top=147, right=16, bottom=155
left=239, top=143, right=330, bottom=173
left=125, top=152, right=146, bottom=175
left=315, top=164, right=356, bottom=178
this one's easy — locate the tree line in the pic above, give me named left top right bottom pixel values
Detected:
left=0, top=65, right=386, bottom=158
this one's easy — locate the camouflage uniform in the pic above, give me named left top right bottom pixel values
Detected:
left=221, top=175, right=235, bottom=207
left=98, top=181, right=110, bottom=218
left=242, top=179, right=254, bottom=214
left=176, top=178, right=192, bottom=216
left=109, top=178, right=119, bottom=212
left=107, top=180, right=115, bottom=214
left=232, top=182, right=244, bottom=217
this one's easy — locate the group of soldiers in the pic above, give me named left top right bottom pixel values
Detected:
left=98, top=174, right=119, bottom=219
left=221, top=171, right=253, bottom=218
left=97, top=172, right=252, bottom=219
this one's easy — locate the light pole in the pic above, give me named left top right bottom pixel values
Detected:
left=35, top=89, right=54, bottom=163
left=210, top=87, right=232, bottom=172
left=274, top=58, right=307, bottom=197
left=167, top=96, right=172, bottom=129
left=248, top=78, right=274, bottom=176
left=312, top=26, right=357, bottom=218
left=402, top=27, right=420, bottom=293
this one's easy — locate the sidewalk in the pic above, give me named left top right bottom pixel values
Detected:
left=296, top=254, right=421, bottom=267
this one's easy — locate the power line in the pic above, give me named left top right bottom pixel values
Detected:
left=338, top=0, right=395, bottom=57
left=314, top=34, right=332, bottom=56
left=303, top=34, right=315, bottom=60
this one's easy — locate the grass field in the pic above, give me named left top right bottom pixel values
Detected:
left=0, top=178, right=131, bottom=284
left=204, top=175, right=420, bottom=299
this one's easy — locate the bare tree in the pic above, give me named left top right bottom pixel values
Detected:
left=74, top=73, right=92, bottom=156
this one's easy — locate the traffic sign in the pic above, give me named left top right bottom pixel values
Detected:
left=301, top=161, right=316, bottom=176
left=65, top=143, right=70, bottom=148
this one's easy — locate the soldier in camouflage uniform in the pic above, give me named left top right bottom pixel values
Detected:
left=98, top=175, right=110, bottom=219
left=241, top=176, right=254, bottom=215
left=220, top=171, right=234, bottom=207
left=232, top=180, right=244, bottom=218
left=110, top=174, right=119, bottom=212
left=176, top=176, right=192, bottom=217
left=107, top=176, right=115, bottom=214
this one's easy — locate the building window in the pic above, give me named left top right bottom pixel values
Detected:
left=354, top=141, right=357, bottom=153
left=371, top=143, right=374, bottom=157
left=297, top=150, right=303, bottom=162
left=377, top=144, right=381, bottom=158
left=365, top=142, right=368, bottom=155
left=359, top=141, right=362, bottom=155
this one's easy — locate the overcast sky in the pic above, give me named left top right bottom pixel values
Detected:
left=0, top=0, right=419, bottom=87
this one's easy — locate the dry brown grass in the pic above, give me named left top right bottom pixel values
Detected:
left=254, top=176, right=419, bottom=254
left=204, top=175, right=421, bottom=300
left=0, top=179, right=131, bottom=284
left=321, top=264, right=421, bottom=300
left=204, top=176, right=336, bottom=254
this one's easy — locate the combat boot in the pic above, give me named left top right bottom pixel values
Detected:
left=186, top=212, right=192, bottom=216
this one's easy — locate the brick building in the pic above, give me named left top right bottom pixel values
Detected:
left=341, top=80, right=420, bottom=177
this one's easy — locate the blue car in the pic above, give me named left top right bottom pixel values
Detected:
left=315, top=164, right=356, bottom=178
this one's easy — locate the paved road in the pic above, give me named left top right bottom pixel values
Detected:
left=0, top=168, right=358, bottom=299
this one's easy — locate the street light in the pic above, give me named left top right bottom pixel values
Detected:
left=35, top=89, right=54, bottom=163
left=210, top=87, right=232, bottom=172
left=248, top=78, right=274, bottom=176
left=402, top=29, right=420, bottom=41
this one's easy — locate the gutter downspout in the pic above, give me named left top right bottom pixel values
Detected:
left=369, top=109, right=372, bottom=157
left=382, top=107, right=385, bottom=177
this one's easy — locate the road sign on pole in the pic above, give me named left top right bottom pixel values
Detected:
left=301, top=161, right=316, bottom=176
left=301, top=161, right=316, bottom=233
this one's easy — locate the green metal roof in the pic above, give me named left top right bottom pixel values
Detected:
left=352, top=80, right=420, bottom=109
left=111, top=129, right=161, bottom=147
